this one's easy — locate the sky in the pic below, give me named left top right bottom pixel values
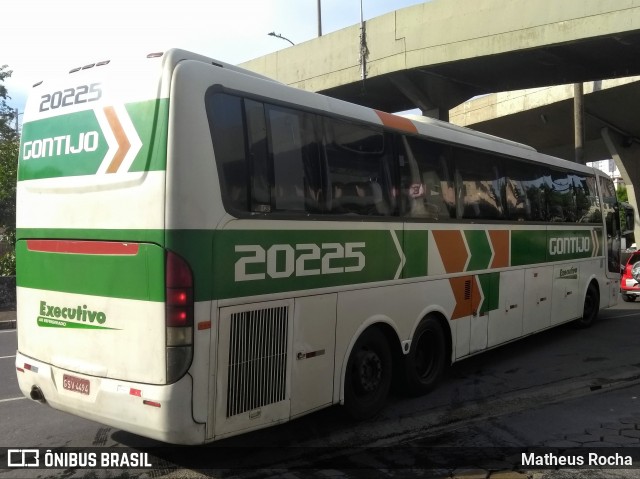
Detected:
left=3, top=0, right=426, bottom=118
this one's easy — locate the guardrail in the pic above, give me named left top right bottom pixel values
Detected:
left=0, top=276, right=16, bottom=309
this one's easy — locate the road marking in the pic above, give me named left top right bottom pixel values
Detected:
left=0, top=397, right=26, bottom=403
left=605, top=311, right=640, bottom=319
left=0, top=355, right=16, bottom=359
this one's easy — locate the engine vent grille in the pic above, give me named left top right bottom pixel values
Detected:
left=226, top=306, right=288, bottom=418
left=464, top=279, right=472, bottom=300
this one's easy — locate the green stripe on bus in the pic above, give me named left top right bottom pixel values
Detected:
left=511, top=229, right=602, bottom=266
left=37, top=317, right=120, bottom=330
left=18, top=99, right=168, bottom=181
left=465, top=230, right=492, bottom=271
left=127, top=99, right=169, bottom=173
left=17, top=226, right=605, bottom=302
left=403, top=230, right=429, bottom=278
left=210, top=229, right=402, bottom=300
left=16, top=240, right=164, bottom=302
left=477, top=272, right=500, bottom=316
left=511, top=230, right=548, bottom=266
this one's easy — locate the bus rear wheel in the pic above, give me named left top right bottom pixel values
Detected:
left=344, top=327, right=392, bottom=421
left=403, top=316, right=447, bottom=396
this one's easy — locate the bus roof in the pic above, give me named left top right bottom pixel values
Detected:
left=400, top=114, right=537, bottom=152
left=26, top=47, right=600, bottom=178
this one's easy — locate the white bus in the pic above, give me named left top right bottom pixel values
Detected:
left=15, top=49, right=620, bottom=444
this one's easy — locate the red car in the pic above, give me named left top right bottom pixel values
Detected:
left=621, top=250, right=640, bottom=301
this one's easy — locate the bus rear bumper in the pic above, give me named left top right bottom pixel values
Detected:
left=15, top=352, right=206, bottom=445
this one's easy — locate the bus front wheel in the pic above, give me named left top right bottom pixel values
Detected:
left=574, top=282, right=600, bottom=328
left=403, top=316, right=447, bottom=396
left=344, top=327, right=392, bottom=420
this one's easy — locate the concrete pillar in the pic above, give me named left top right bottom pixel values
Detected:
left=389, top=72, right=469, bottom=121
left=574, top=83, right=584, bottom=163
left=601, top=127, right=640, bottom=242
left=390, top=74, right=439, bottom=119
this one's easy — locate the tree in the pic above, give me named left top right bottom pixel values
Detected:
left=0, top=65, right=19, bottom=275
left=617, top=183, right=628, bottom=203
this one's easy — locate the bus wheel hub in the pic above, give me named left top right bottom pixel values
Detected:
left=358, top=351, right=382, bottom=392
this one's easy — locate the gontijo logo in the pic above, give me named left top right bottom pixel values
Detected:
left=18, top=93, right=142, bottom=180
left=548, top=235, right=591, bottom=256
left=22, top=132, right=100, bottom=160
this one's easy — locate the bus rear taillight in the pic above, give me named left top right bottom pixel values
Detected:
left=165, top=250, right=194, bottom=383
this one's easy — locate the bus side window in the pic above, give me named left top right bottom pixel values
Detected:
left=267, top=106, right=322, bottom=214
left=206, top=93, right=250, bottom=213
left=549, top=170, right=577, bottom=222
left=454, top=148, right=505, bottom=221
left=572, top=174, right=599, bottom=223
left=505, top=162, right=547, bottom=222
left=244, top=99, right=271, bottom=212
left=324, top=118, right=392, bottom=216
left=398, top=136, right=454, bottom=220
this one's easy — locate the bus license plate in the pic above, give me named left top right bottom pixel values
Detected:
left=63, top=374, right=90, bottom=395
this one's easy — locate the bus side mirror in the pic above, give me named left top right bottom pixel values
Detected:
left=620, top=201, right=635, bottom=236
left=626, top=209, right=634, bottom=233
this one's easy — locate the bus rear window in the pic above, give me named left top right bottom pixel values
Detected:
left=206, top=94, right=249, bottom=212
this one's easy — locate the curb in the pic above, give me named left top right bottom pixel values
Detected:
left=0, top=319, right=16, bottom=330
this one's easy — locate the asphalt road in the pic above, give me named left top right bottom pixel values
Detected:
left=1, top=302, right=640, bottom=478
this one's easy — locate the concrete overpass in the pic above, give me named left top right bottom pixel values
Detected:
left=448, top=77, right=640, bottom=241
left=449, top=78, right=640, bottom=165
left=240, top=0, right=640, bottom=119
left=240, top=0, right=640, bottom=240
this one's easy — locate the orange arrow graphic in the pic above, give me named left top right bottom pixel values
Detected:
left=449, top=276, right=483, bottom=320
left=488, top=230, right=509, bottom=268
left=103, top=106, right=131, bottom=173
left=433, top=230, right=468, bottom=273
left=449, top=276, right=471, bottom=319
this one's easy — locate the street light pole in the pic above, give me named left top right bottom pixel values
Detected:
left=574, top=83, right=584, bottom=163
left=317, top=0, right=322, bottom=37
left=359, top=0, right=367, bottom=82
left=268, top=32, right=295, bottom=46
left=14, top=108, right=23, bottom=133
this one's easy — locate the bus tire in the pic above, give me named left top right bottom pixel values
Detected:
left=403, top=316, right=447, bottom=396
left=344, top=327, right=392, bottom=421
left=574, top=282, right=600, bottom=329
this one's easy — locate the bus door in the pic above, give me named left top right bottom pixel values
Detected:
left=599, top=175, right=621, bottom=307
left=599, top=175, right=621, bottom=277
left=291, top=294, right=337, bottom=417
left=487, top=270, right=524, bottom=347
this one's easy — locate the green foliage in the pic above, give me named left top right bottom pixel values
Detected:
left=616, top=184, right=635, bottom=237
left=0, top=65, right=18, bottom=275
left=0, top=242, right=15, bottom=275
left=617, top=184, right=628, bottom=203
